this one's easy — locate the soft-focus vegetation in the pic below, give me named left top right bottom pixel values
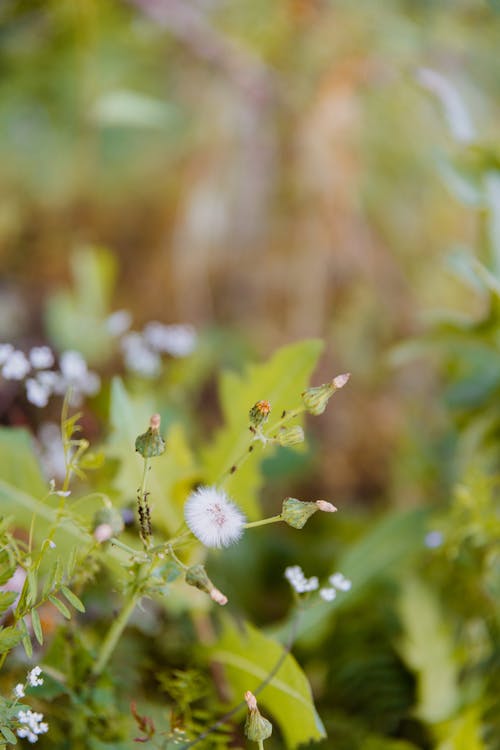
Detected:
left=1, top=1, right=500, bottom=748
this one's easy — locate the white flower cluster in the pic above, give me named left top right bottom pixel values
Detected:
left=118, top=319, right=197, bottom=378
left=0, top=344, right=100, bottom=408
left=184, top=486, right=246, bottom=548
left=12, top=667, right=48, bottom=743
left=284, top=566, right=352, bottom=601
left=284, top=565, right=319, bottom=593
left=27, top=666, right=44, bottom=687
left=319, top=572, right=352, bottom=602
left=17, top=710, right=49, bottom=743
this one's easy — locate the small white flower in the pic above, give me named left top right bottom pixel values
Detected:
left=25, top=378, right=50, bottom=408
left=60, top=350, right=87, bottom=381
left=0, top=343, right=14, bottom=365
left=48, top=540, right=56, bottom=549
left=17, top=707, right=48, bottom=742
left=121, top=333, right=161, bottom=377
left=38, top=424, right=66, bottom=481
left=184, top=486, right=246, bottom=548
left=13, top=683, right=25, bottom=698
left=29, top=346, right=54, bottom=369
left=329, top=572, right=352, bottom=592
left=143, top=322, right=197, bottom=357
left=106, top=309, right=132, bottom=336
left=27, top=666, right=43, bottom=687
left=284, top=565, right=319, bottom=594
left=319, top=587, right=337, bottom=602
left=2, top=350, right=30, bottom=380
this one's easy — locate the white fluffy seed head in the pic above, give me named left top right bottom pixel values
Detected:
left=184, top=486, right=246, bottom=548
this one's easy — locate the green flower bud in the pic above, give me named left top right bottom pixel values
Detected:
left=185, top=564, right=228, bottom=606
left=281, top=497, right=318, bottom=529
left=135, top=414, right=166, bottom=458
left=277, top=425, right=304, bottom=447
left=249, top=400, right=271, bottom=427
left=244, top=692, right=272, bottom=742
left=301, top=373, right=350, bottom=415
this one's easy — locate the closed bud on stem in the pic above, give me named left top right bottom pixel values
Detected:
left=244, top=691, right=272, bottom=742
left=301, top=373, right=350, bottom=415
left=277, top=425, right=304, bottom=447
left=185, top=564, right=228, bottom=606
left=249, top=400, right=271, bottom=427
left=135, top=414, right=166, bottom=458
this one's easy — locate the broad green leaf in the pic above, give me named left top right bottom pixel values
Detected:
left=44, top=247, right=117, bottom=364
left=61, top=585, right=85, bottom=613
left=0, top=591, right=17, bottom=615
left=209, top=617, right=326, bottom=749
left=31, top=607, right=43, bottom=645
left=0, top=626, right=21, bottom=654
left=396, top=576, right=459, bottom=723
left=107, top=379, right=198, bottom=535
left=49, top=595, right=71, bottom=620
left=201, top=340, right=323, bottom=518
left=0, top=427, right=47, bottom=498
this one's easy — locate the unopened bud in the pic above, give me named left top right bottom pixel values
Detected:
left=277, top=425, right=304, bottom=447
left=315, top=500, right=337, bottom=513
left=92, top=506, right=124, bottom=541
left=249, top=400, right=271, bottom=427
left=135, top=414, right=166, bottom=458
left=281, top=497, right=319, bottom=529
left=301, top=373, right=350, bottom=415
left=244, top=691, right=272, bottom=742
left=185, top=564, right=228, bottom=606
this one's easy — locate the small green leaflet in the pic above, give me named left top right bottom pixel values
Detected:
left=61, top=586, right=85, bottom=613
left=0, top=591, right=17, bottom=615
left=49, top=595, right=71, bottom=620
left=31, top=608, right=43, bottom=645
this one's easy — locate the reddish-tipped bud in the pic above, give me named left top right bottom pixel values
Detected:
left=249, top=400, right=271, bottom=427
left=135, top=415, right=166, bottom=458
left=301, top=373, right=350, bottom=415
left=244, top=691, right=272, bottom=742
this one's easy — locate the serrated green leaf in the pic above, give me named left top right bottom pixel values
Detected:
left=396, top=576, right=459, bottom=723
left=61, top=586, right=85, bottom=613
left=31, top=607, right=43, bottom=645
left=0, top=626, right=22, bottom=654
left=209, top=617, right=326, bottom=749
left=0, top=591, right=17, bottom=615
left=1, top=726, right=17, bottom=744
left=202, top=340, right=323, bottom=519
left=49, top=595, right=71, bottom=620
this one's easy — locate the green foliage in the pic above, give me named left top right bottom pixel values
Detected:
left=201, top=339, right=323, bottom=518
left=209, top=617, right=326, bottom=748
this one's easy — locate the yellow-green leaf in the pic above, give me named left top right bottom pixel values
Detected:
left=209, top=617, right=326, bottom=749
left=31, top=607, right=43, bottom=645
left=61, top=585, right=85, bottom=613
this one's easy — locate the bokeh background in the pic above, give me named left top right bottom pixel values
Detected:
left=2, top=1, right=500, bottom=748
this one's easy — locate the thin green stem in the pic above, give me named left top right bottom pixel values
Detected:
left=91, top=590, right=139, bottom=677
left=219, top=407, right=305, bottom=486
left=244, top=515, right=282, bottom=529
left=258, top=741, right=265, bottom=750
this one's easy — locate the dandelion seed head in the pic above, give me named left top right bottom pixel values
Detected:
left=184, top=486, right=246, bottom=548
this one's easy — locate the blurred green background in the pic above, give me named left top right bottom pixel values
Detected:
left=1, top=1, right=500, bottom=748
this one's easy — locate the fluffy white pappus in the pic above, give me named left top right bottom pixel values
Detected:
left=184, top=486, right=246, bottom=548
